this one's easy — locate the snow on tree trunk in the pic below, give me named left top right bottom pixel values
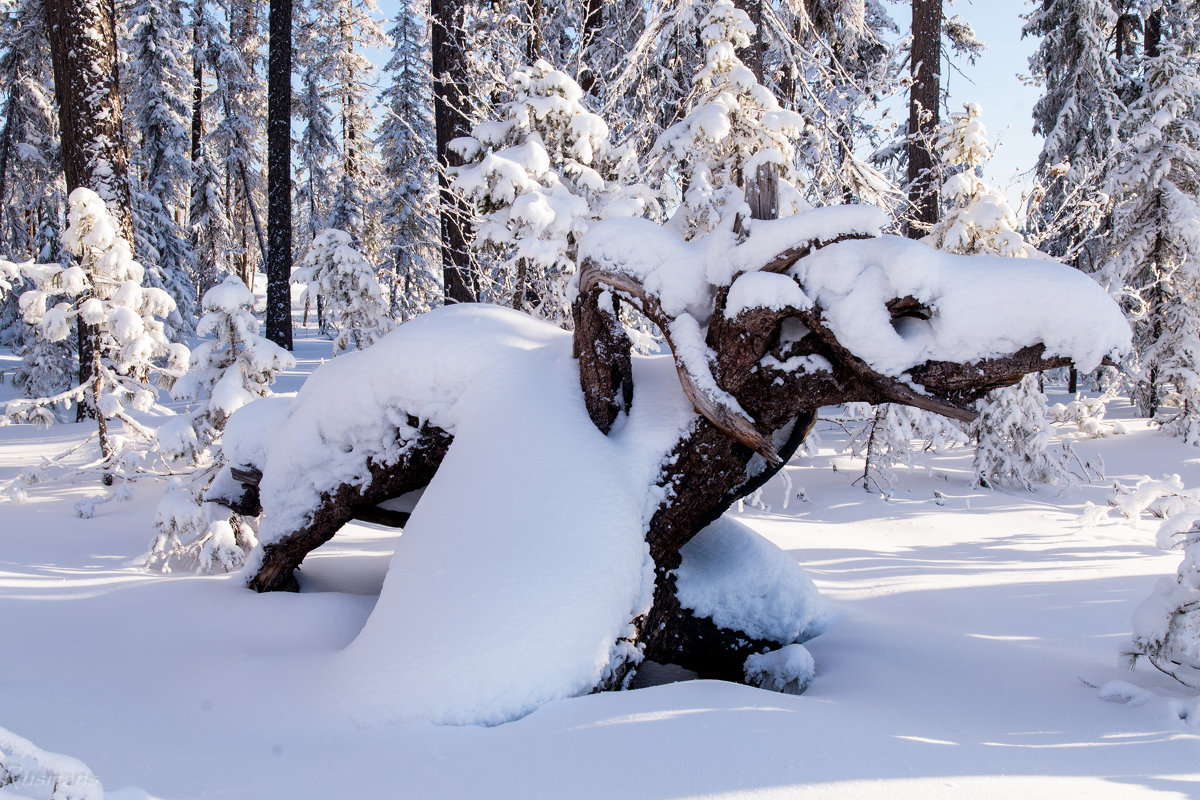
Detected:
left=432, top=0, right=476, bottom=304
left=906, top=0, right=942, bottom=236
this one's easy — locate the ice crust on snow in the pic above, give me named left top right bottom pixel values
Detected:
left=243, top=305, right=699, bottom=726
left=675, top=514, right=829, bottom=644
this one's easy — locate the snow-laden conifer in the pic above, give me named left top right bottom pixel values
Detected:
left=1022, top=0, right=1122, bottom=262
left=650, top=0, right=807, bottom=239
left=126, top=0, right=198, bottom=335
left=293, top=228, right=393, bottom=353
left=1100, top=6, right=1200, bottom=436
left=2, top=189, right=188, bottom=481
left=376, top=0, right=440, bottom=319
left=147, top=274, right=293, bottom=574
left=0, top=0, right=63, bottom=266
left=930, top=104, right=1070, bottom=490
left=452, top=59, right=648, bottom=323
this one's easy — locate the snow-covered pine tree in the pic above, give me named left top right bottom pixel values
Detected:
left=2, top=188, right=189, bottom=482
left=650, top=0, right=806, bottom=239
left=203, top=0, right=267, bottom=288
left=159, top=274, right=294, bottom=467
left=1022, top=0, right=1122, bottom=264
left=148, top=273, right=293, bottom=574
left=452, top=59, right=647, bottom=324
left=292, top=0, right=337, bottom=259
left=376, top=0, right=440, bottom=320
left=311, top=0, right=386, bottom=263
left=1100, top=2, right=1200, bottom=438
left=0, top=0, right=64, bottom=266
left=929, top=103, right=1069, bottom=490
left=190, top=142, right=233, bottom=294
left=293, top=228, right=393, bottom=353
left=126, top=0, right=199, bottom=337
left=766, top=0, right=900, bottom=209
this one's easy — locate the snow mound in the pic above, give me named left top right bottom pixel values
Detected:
left=676, top=515, right=829, bottom=644
left=744, top=643, right=815, bottom=695
left=244, top=305, right=696, bottom=726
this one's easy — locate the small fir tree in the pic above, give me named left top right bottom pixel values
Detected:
left=293, top=228, right=394, bottom=353
left=147, top=274, right=294, bottom=574
left=2, top=189, right=189, bottom=482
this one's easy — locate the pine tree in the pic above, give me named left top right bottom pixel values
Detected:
left=453, top=59, right=643, bottom=323
left=294, top=228, right=393, bottom=353
left=0, top=0, right=64, bottom=265
left=190, top=143, right=233, bottom=293
left=126, top=0, right=199, bottom=336
left=203, top=0, right=267, bottom=288
left=1101, top=2, right=1200, bottom=437
left=292, top=0, right=337, bottom=256
left=376, top=0, right=440, bottom=319
left=1022, top=0, right=1123, bottom=264
left=930, top=103, right=1069, bottom=489
left=313, top=0, right=386, bottom=261
left=3, top=189, right=189, bottom=483
left=650, top=0, right=806, bottom=239
left=148, top=274, right=293, bottom=574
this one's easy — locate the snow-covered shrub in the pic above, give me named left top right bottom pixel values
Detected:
left=160, top=274, right=295, bottom=466
left=927, top=104, right=1032, bottom=259
left=2, top=188, right=188, bottom=472
left=293, top=229, right=394, bottom=354
left=1106, top=476, right=1200, bottom=689
left=147, top=275, right=293, bottom=574
left=840, top=402, right=968, bottom=495
left=452, top=58, right=651, bottom=324
left=1049, top=392, right=1127, bottom=438
left=0, top=724, right=105, bottom=800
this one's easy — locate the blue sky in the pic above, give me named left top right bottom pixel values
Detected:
left=943, top=1, right=1043, bottom=202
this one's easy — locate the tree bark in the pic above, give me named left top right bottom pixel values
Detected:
left=191, top=16, right=203, bottom=165
left=266, top=0, right=294, bottom=349
left=248, top=421, right=453, bottom=592
left=43, top=0, right=133, bottom=242
left=432, top=0, right=476, bottom=304
left=44, top=0, right=133, bottom=424
left=907, top=0, right=942, bottom=237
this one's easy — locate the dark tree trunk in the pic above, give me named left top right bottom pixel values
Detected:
left=525, top=0, right=543, bottom=63
left=44, top=0, right=133, bottom=242
left=248, top=421, right=453, bottom=593
left=191, top=17, right=203, bottom=165
left=266, top=0, right=294, bottom=350
left=44, top=0, right=133, bottom=434
left=907, top=0, right=942, bottom=237
left=432, top=0, right=476, bottom=304
left=732, top=0, right=764, bottom=82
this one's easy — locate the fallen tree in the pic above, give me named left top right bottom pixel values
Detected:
left=217, top=202, right=1128, bottom=723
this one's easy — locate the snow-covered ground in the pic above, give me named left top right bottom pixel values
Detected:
left=1, top=322, right=1198, bottom=798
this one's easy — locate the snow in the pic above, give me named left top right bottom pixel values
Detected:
left=790, top=235, right=1131, bottom=375
left=245, top=305, right=697, bottom=726
left=1, top=332, right=1200, bottom=795
left=676, top=515, right=828, bottom=643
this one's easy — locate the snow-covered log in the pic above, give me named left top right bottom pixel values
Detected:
left=232, top=202, right=1128, bottom=725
